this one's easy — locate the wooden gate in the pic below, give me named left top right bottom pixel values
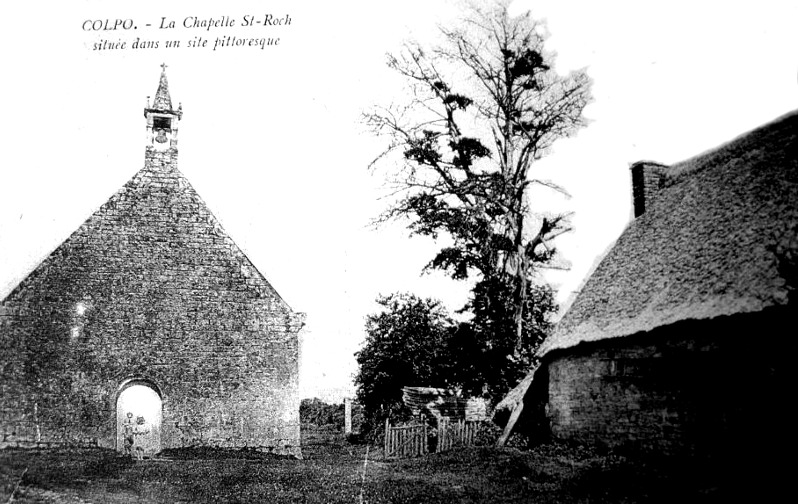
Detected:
left=384, top=419, right=428, bottom=458
left=436, top=418, right=479, bottom=452
left=384, top=418, right=483, bottom=458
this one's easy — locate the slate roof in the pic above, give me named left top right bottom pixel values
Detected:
left=0, top=153, right=294, bottom=315
left=538, top=109, right=798, bottom=356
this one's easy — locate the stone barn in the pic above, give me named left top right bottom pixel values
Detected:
left=496, top=109, right=797, bottom=464
left=0, top=67, right=305, bottom=457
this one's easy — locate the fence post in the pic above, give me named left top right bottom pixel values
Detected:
left=438, top=418, right=445, bottom=452
left=384, top=418, right=389, bottom=456
left=344, top=398, right=352, bottom=435
left=440, top=418, right=444, bottom=452
left=444, top=418, right=448, bottom=451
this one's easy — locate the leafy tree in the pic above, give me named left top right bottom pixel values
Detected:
left=353, top=283, right=555, bottom=436
left=354, top=294, right=456, bottom=436
left=453, top=273, right=556, bottom=401
left=365, top=3, right=591, bottom=354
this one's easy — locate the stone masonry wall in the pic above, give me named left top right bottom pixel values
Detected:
left=544, top=310, right=789, bottom=458
left=0, top=147, right=304, bottom=456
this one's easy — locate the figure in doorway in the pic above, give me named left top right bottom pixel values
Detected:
left=122, top=412, right=150, bottom=460
left=122, top=412, right=136, bottom=458
left=134, top=415, right=148, bottom=460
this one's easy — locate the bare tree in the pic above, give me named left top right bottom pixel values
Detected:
left=365, top=3, right=592, bottom=357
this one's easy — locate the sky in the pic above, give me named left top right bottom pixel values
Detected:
left=1, top=0, right=796, bottom=402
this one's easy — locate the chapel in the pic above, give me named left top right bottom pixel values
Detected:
left=0, top=66, right=305, bottom=457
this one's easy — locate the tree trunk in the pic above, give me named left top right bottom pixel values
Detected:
left=512, top=214, right=527, bottom=357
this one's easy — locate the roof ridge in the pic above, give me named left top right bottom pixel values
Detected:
left=664, top=108, right=798, bottom=183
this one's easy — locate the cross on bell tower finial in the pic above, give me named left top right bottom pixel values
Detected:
left=160, top=62, right=168, bottom=72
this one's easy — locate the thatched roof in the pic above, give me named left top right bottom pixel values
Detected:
left=494, top=109, right=798, bottom=423
left=539, top=109, right=798, bottom=356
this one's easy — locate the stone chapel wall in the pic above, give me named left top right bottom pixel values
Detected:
left=0, top=146, right=303, bottom=456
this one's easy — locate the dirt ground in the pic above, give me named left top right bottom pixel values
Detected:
left=0, top=431, right=780, bottom=503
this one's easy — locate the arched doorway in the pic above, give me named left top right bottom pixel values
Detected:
left=116, top=379, right=162, bottom=457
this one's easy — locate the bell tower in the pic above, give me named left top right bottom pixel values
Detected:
left=144, top=63, right=182, bottom=156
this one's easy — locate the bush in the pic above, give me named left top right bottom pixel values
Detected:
left=473, top=422, right=502, bottom=447
left=300, top=398, right=344, bottom=429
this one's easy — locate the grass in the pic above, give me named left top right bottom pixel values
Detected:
left=0, top=428, right=778, bottom=503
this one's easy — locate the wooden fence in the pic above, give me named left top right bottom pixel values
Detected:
left=384, top=418, right=482, bottom=458
left=384, top=419, right=428, bottom=458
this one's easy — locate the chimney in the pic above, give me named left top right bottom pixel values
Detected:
left=630, top=161, right=669, bottom=217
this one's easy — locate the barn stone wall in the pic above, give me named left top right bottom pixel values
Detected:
left=543, top=309, right=789, bottom=458
left=0, top=146, right=304, bottom=456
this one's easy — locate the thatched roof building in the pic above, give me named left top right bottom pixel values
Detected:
left=495, top=109, right=797, bottom=458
